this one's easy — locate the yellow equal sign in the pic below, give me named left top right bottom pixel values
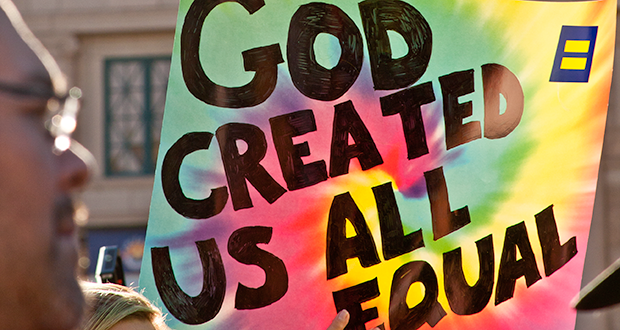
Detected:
left=550, top=26, right=597, bottom=82
left=560, top=57, right=587, bottom=70
left=560, top=40, right=590, bottom=70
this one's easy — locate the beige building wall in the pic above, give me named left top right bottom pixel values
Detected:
left=12, top=0, right=178, bottom=229
left=11, top=0, right=620, bottom=328
left=13, top=0, right=178, bottom=285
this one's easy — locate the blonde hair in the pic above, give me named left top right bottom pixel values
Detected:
left=81, top=282, right=170, bottom=330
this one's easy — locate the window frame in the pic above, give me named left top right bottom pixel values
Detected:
left=103, top=55, right=171, bottom=177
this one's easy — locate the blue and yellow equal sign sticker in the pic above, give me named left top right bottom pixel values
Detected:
left=550, top=26, right=598, bottom=83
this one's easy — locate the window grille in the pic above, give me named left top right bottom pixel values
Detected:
left=104, top=57, right=171, bottom=176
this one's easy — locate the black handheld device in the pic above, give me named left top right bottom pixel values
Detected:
left=94, top=245, right=126, bottom=286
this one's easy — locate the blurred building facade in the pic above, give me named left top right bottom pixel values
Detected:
left=12, top=0, right=178, bottom=284
left=11, top=0, right=620, bottom=328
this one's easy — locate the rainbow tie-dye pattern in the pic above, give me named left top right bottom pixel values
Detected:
left=139, top=1, right=616, bottom=329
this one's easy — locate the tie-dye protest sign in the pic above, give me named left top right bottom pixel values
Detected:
left=139, top=1, right=616, bottom=329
